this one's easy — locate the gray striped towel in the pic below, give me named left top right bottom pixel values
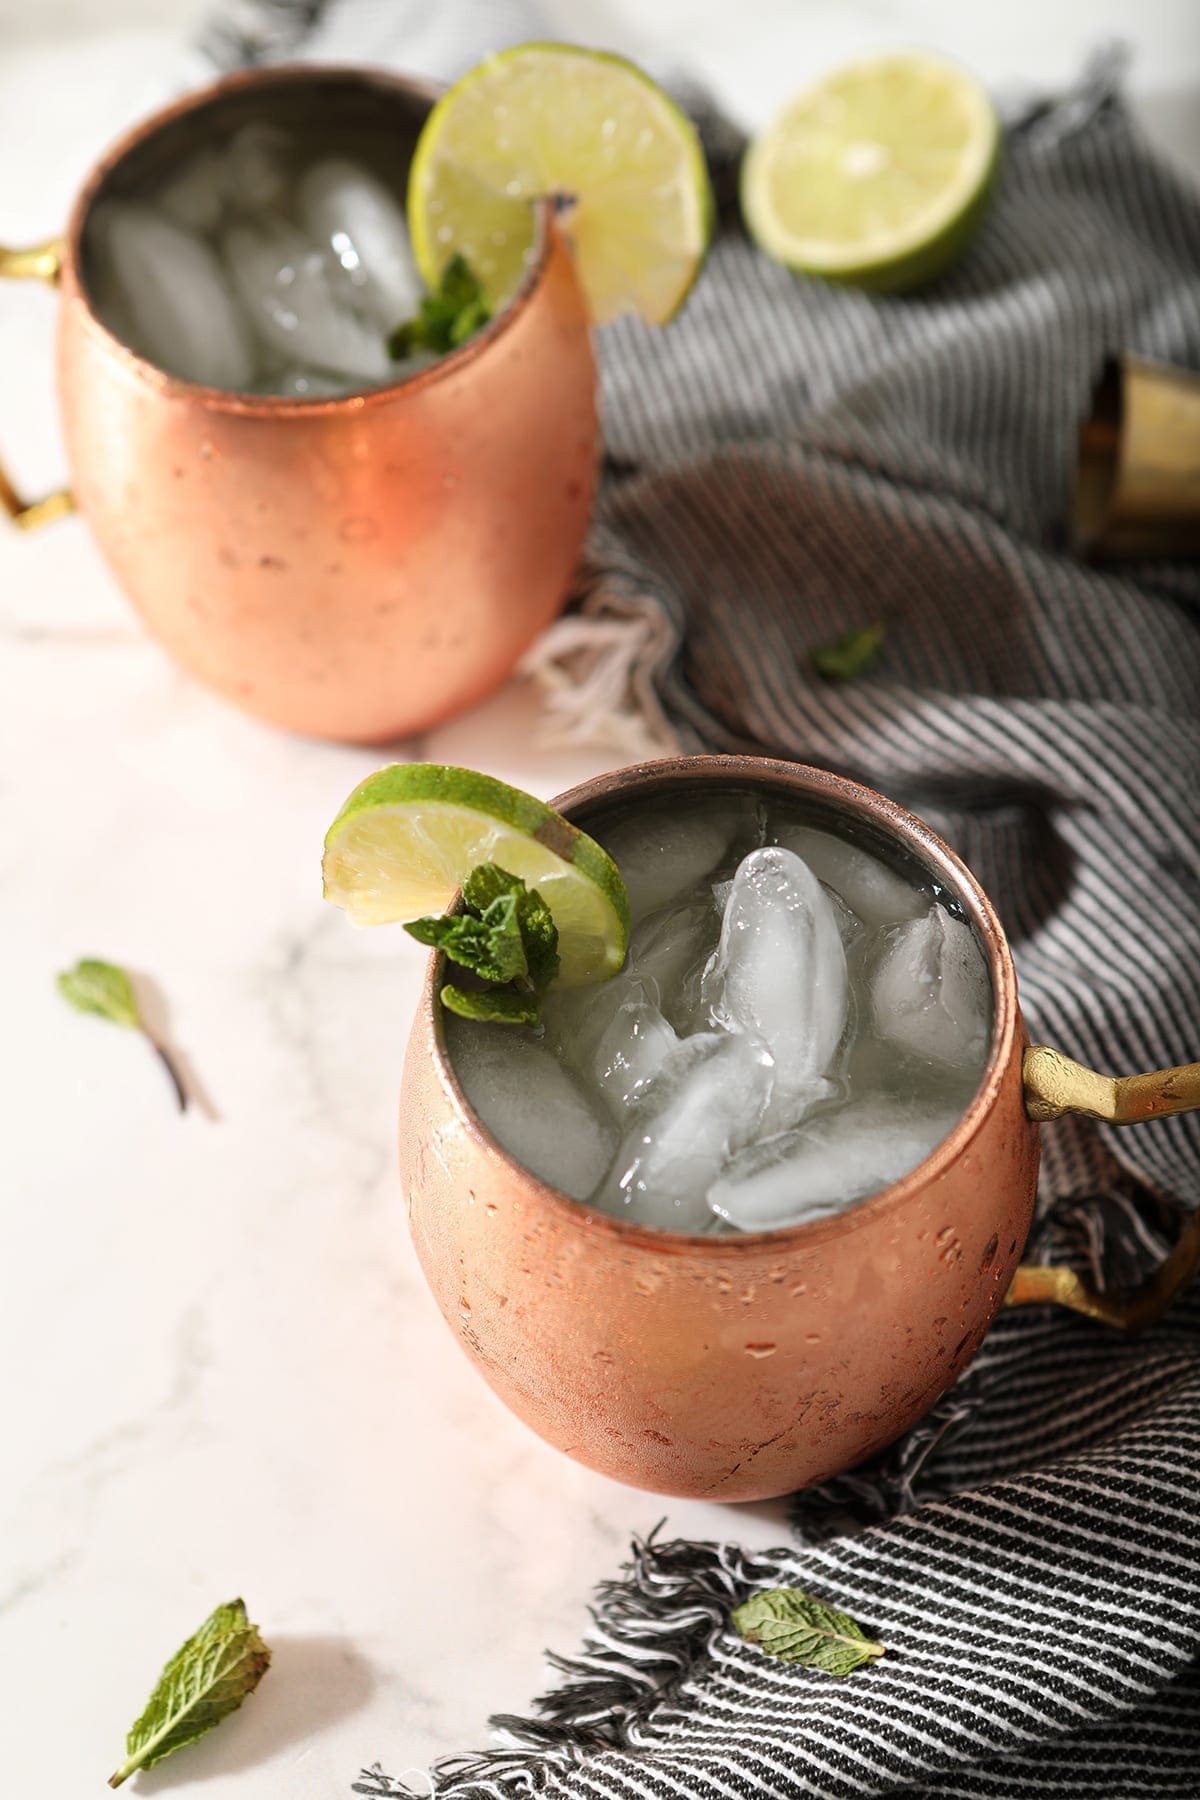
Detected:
left=198, top=5, right=1200, bottom=1793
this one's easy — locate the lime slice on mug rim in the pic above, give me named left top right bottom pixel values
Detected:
left=407, top=42, right=714, bottom=324
left=322, top=763, right=630, bottom=987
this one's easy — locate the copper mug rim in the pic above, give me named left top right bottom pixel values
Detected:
left=61, top=61, right=556, bottom=415
left=424, top=753, right=1023, bottom=1255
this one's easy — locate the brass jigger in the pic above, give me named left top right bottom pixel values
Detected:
left=1073, top=354, right=1200, bottom=560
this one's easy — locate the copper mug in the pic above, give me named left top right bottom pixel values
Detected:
left=0, top=66, right=597, bottom=742
left=400, top=755, right=1200, bottom=1501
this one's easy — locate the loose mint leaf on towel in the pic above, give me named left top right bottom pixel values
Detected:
left=109, top=1598, right=270, bottom=1786
left=810, top=622, right=886, bottom=683
left=732, top=1587, right=886, bottom=1675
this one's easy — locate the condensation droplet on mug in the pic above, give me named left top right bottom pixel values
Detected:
left=484, top=1201, right=498, bottom=1217
left=791, top=1282, right=808, bottom=1298
left=594, top=1348, right=614, bottom=1366
left=744, top=1342, right=777, bottom=1359
left=458, top=1295, right=472, bottom=1319
left=936, top=1226, right=963, bottom=1265
left=804, top=1331, right=822, bottom=1344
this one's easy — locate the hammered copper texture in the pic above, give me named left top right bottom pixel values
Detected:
left=54, top=68, right=598, bottom=742
left=401, top=758, right=1043, bottom=1501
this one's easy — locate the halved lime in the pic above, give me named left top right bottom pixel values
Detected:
left=742, top=51, right=999, bottom=293
left=407, top=43, right=714, bottom=324
left=322, top=763, right=629, bottom=985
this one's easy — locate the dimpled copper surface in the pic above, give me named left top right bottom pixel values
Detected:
left=55, top=66, right=597, bottom=743
left=401, top=757, right=1041, bottom=1499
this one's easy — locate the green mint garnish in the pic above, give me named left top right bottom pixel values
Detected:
left=405, top=862, right=559, bottom=1027
left=732, top=1587, right=886, bottom=1676
left=57, top=957, right=188, bottom=1112
left=109, top=1598, right=270, bottom=1787
left=810, top=622, right=886, bottom=683
left=388, top=254, right=492, bottom=360
left=441, top=984, right=543, bottom=1027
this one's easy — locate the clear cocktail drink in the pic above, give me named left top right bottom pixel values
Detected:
left=448, top=784, right=992, bottom=1233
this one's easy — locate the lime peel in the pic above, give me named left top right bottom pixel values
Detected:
left=322, top=763, right=630, bottom=987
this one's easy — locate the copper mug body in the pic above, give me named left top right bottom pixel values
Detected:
left=1, top=67, right=598, bottom=742
left=400, top=755, right=1200, bottom=1501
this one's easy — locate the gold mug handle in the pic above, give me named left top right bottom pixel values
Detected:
left=0, top=236, right=74, bottom=530
left=1009, top=1046, right=1200, bottom=1329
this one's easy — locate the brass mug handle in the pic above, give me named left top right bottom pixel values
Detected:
left=0, top=236, right=74, bottom=530
left=1009, top=1046, right=1200, bottom=1329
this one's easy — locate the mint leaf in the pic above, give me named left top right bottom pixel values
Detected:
left=732, top=1587, right=885, bottom=1676
left=408, top=864, right=560, bottom=1027
left=516, top=885, right=560, bottom=991
left=405, top=898, right=528, bottom=984
left=109, top=1598, right=270, bottom=1786
left=57, top=958, right=140, bottom=1029
left=810, top=622, right=886, bottom=683
left=441, top=983, right=542, bottom=1026
left=462, top=864, right=560, bottom=991
left=57, top=957, right=189, bottom=1112
left=388, top=254, right=491, bottom=360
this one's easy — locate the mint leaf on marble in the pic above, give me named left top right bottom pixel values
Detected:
left=57, top=957, right=189, bottom=1112
left=109, top=1598, right=271, bottom=1787
left=57, top=957, right=140, bottom=1029
left=387, top=254, right=491, bottom=359
left=810, top=622, right=886, bottom=683
left=732, top=1587, right=885, bottom=1675
left=406, top=863, right=560, bottom=1028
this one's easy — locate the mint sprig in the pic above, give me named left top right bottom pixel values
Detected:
left=810, top=622, right=886, bottom=683
left=405, top=863, right=559, bottom=1026
left=388, top=254, right=491, bottom=360
left=57, top=957, right=189, bottom=1112
left=109, top=1598, right=270, bottom=1786
left=732, top=1586, right=885, bottom=1676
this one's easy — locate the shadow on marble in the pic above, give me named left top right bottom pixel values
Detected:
left=133, top=1633, right=376, bottom=1788
left=132, top=966, right=219, bottom=1121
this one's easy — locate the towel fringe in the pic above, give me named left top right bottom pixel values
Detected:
left=517, top=589, right=681, bottom=761
left=352, top=1534, right=786, bottom=1800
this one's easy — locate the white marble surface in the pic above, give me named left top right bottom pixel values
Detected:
left=2, top=5, right=1198, bottom=1796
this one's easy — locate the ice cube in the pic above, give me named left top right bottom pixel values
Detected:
left=703, top=846, right=847, bottom=1127
left=446, top=1019, right=617, bottom=1202
left=157, top=147, right=226, bottom=234
left=297, top=158, right=424, bottom=327
left=223, top=124, right=293, bottom=212
left=89, top=200, right=257, bottom=391
left=625, top=898, right=719, bottom=1032
left=869, top=904, right=990, bottom=1069
left=709, top=1098, right=963, bottom=1232
left=222, top=220, right=393, bottom=383
left=773, top=825, right=928, bottom=930
left=593, top=1032, right=773, bottom=1231
left=600, top=806, right=739, bottom=921
left=591, top=981, right=679, bottom=1114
